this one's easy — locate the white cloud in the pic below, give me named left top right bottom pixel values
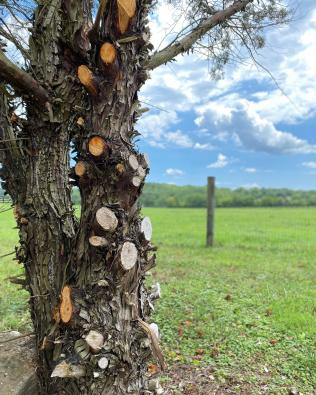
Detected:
left=138, top=110, right=193, bottom=148
left=165, top=130, right=193, bottom=148
left=194, top=142, right=215, bottom=151
left=195, top=100, right=316, bottom=155
left=302, top=161, right=316, bottom=169
left=207, top=153, right=229, bottom=169
left=245, top=168, right=257, bottom=173
left=138, top=110, right=216, bottom=150
left=139, top=3, right=316, bottom=155
left=165, top=168, right=184, bottom=176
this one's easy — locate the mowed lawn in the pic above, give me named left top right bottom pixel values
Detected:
left=1, top=207, right=316, bottom=393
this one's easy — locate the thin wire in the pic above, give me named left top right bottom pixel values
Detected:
left=139, top=101, right=169, bottom=113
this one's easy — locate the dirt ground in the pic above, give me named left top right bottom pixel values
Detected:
left=162, top=364, right=254, bottom=395
left=0, top=332, right=35, bottom=394
left=0, top=332, right=296, bottom=395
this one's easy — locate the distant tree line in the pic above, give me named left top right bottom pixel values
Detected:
left=139, top=183, right=316, bottom=208
left=3, top=185, right=315, bottom=208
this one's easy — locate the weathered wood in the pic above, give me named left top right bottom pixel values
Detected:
left=141, top=216, right=152, bottom=241
left=59, top=286, right=73, bottom=324
left=137, top=165, right=146, bottom=179
left=98, top=357, right=109, bottom=369
left=150, top=283, right=161, bottom=300
left=89, top=235, right=108, bottom=247
left=132, top=175, right=142, bottom=187
left=128, top=154, right=139, bottom=170
left=150, top=323, right=159, bottom=339
left=141, top=153, right=150, bottom=169
left=120, top=241, right=138, bottom=270
left=206, top=176, right=215, bottom=247
left=0, top=0, right=289, bottom=392
left=51, top=361, right=86, bottom=378
left=95, top=207, right=118, bottom=232
left=0, top=1, right=160, bottom=393
left=0, top=49, right=49, bottom=105
left=76, top=116, right=85, bottom=126
left=85, top=330, right=104, bottom=353
left=88, top=136, right=108, bottom=157
left=137, top=319, right=165, bottom=369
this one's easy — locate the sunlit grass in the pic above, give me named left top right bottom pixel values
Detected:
left=1, top=207, right=316, bottom=393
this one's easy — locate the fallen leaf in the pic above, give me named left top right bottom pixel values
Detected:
left=210, top=346, right=219, bottom=357
left=178, top=324, right=183, bottom=337
left=196, top=329, right=204, bottom=338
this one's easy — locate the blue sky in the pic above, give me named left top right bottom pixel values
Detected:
left=137, top=1, right=316, bottom=190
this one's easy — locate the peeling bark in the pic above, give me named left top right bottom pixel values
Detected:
left=1, top=0, right=161, bottom=394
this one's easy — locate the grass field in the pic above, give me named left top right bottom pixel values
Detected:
left=1, top=207, right=316, bottom=393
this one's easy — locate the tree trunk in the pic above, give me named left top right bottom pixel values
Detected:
left=1, top=0, right=163, bottom=394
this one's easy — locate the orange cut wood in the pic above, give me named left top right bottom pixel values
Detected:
left=77, top=65, right=97, bottom=95
left=100, top=43, right=117, bottom=65
left=75, top=161, right=86, bottom=177
left=88, top=136, right=107, bottom=157
left=118, top=0, right=136, bottom=17
left=60, top=286, right=73, bottom=323
left=117, top=5, right=130, bottom=34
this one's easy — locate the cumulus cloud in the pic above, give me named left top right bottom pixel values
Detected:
left=302, top=161, right=316, bottom=169
left=137, top=110, right=192, bottom=148
left=207, top=153, right=229, bottom=169
left=139, top=2, right=316, bottom=156
left=138, top=110, right=216, bottom=150
left=196, top=100, right=316, bottom=155
left=165, top=130, right=193, bottom=148
left=165, top=168, right=184, bottom=176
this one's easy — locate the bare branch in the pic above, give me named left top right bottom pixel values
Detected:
left=0, top=49, right=48, bottom=104
left=89, top=0, right=108, bottom=42
left=148, top=0, right=253, bottom=70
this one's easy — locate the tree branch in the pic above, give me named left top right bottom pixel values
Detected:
left=0, top=49, right=48, bottom=104
left=88, top=0, right=108, bottom=42
left=148, top=0, right=253, bottom=70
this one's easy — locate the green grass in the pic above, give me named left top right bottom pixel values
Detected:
left=0, top=206, right=30, bottom=331
left=143, top=207, right=316, bottom=394
left=1, top=207, right=316, bottom=393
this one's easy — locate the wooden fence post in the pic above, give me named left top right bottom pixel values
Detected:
left=206, top=176, right=215, bottom=247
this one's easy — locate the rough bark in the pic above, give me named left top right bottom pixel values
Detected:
left=1, top=0, right=161, bottom=394
left=0, top=0, right=288, bottom=393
